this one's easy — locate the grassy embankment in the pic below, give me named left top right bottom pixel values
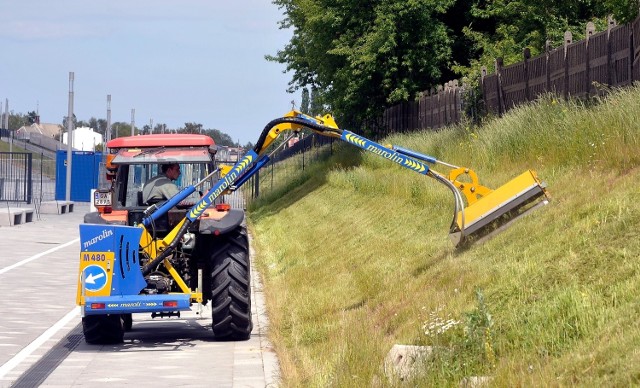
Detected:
left=0, top=139, right=57, bottom=178
left=248, top=87, right=640, bottom=386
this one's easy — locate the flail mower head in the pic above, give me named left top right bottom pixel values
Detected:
left=436, top=168, right=549, bottom=247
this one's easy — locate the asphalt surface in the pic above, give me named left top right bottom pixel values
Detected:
left=0, top=203, right=279, bottom=387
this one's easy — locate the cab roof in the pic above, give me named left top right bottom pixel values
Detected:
left=107, top=134, right=215, bottom=149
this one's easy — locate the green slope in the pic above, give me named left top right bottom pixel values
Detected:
left=248, top=87, right=640, bottom=387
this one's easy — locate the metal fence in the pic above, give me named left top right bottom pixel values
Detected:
left=0, top=151, right=57, bottom=206
left=243, top=133, right=336, bottom=204
left=0, top=152, right=32, bottom=203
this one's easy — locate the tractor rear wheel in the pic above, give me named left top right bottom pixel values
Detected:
left=209, top=225, right=252, bottom=340
left=82, top=314, right=125, bottom=344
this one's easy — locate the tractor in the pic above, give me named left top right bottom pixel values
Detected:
left=78, top=134, right=252, bottom=343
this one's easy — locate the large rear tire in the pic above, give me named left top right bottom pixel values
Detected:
left=82, top=314, right=125, bottom=344
left=209, top=225, right=252, bottom=340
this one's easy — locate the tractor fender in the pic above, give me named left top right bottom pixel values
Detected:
left=84, top=212, right=108, bottom=224
left=198, top=209, right=245, bottom=235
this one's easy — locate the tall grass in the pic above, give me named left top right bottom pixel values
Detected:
left=249, top=86, right=640, bottom=386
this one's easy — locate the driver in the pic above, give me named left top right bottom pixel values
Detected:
left=142, top=163, right=181, bottom=204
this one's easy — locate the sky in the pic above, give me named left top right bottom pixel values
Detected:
left=0, top=1, right=295, bottom=146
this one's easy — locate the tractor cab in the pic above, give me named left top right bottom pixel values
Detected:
left=89, top=134, right=223, bottom=235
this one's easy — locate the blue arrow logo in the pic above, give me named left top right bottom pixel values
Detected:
left=83, top=265, right=108, bottom=292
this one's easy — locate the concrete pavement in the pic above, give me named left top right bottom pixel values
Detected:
left=0, top=203, right=279, bottom=387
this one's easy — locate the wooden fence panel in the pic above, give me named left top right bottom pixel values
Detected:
left=438, top=92, right=447, bottom=128
left=548, top=47, right=565, bottom=97
left=444, top=87, right=452, bottom=125
left=502, top=61, right=527, bottom=108
left=610, top=23, right=631, bottom=87
left=419, top=94, right=428, bottom=129
left=528, top=52, right=548, bottom=99
left=411, top=100, right=419, bottom=130
left=429, top=94, right=437, bottom=129
left=453, top=86, right=461, bottom=123
left=482, top=73, right=500, bottom=115
left=566, top=40, right=588, bottom=98
left=588, top=30, right=609, bottom=95
left=424, top=94, right=433, bottom=129
left=633, top=16, right=640, bottom=82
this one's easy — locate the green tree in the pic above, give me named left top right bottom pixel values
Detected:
left=86, top=117, right=107, bottom=136
left=62, top=114, right=77, bottom=130
left=111, top=122, right=134, bottom=138
left=453, top=0, right=638, bottom=82
left=203, top=128, right=235, bottom=146
left=268, top=0, right=455, bottom=131
left=181, top=122, right=204, bottom=134
left=300, top=87, right=310, bottom=114
left=606, top=0, right=640, bottom=23
left=27, top=111, right=38, bottom=124
left=309, top=86, right=323, bottom=116
left=9, top=112, right=28, bottom=130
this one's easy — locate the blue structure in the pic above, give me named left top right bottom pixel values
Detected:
left=55, top=150, right=103, bottom=201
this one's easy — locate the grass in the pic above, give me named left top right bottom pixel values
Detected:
left=247, top=87, right=640, bottom=387
left=0, top=138, right=57, bottom=178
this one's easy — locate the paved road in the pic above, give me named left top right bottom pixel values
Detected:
left=0, top=203, right=279, bottom=387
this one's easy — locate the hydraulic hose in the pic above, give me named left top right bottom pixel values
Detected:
left=141, top=220, right=192, bottom=276
left=253, top=116, right=340, bottom=154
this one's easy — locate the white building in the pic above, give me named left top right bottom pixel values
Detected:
left=62, top=126, right=103, bottom=151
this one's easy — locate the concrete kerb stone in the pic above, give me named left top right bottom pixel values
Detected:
left=0, top=207, right=35, bottom=226
left=39, top=200, right=75, bottom=215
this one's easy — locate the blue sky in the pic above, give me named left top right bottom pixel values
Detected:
left=0, top=1, right=295, bottom=145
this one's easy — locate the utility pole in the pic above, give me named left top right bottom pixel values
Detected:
left=130, top=108, right=135, bottom=136
left=106, top=95, right=112, bottom=150
left=3, top=98, right=7, bottom=129
left=0, top=99, right=3, bottom=140
left=65, top=72, right=74, bottom=202
left=150, top=118, right=153, bottom=134
left=6, top=98, right=13, bottom=154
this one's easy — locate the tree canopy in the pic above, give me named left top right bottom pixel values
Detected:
left=271, top=0, right=639, bottom=131
left=269, top=0, right=455, bottom=130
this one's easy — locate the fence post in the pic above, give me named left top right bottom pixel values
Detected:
left=585, top=22, right=596, bottom=97
left=606, top=16, right=616, bottom=86
left=480, top=66, right=488, bottom=117
left=563, top=31, right=572, bottom=100
left=253, top=169, right=260, bottom=199
left=443, top=82, right=450, bottom=125
left=301, top=136, right=306, bottom=171
left=453, top=80, right=460, bottom=123
left=26, top=153, right=32, bottom=204
left=495, top=58, right=505, bottom=116
left=545, top=40, right=552, bottom=92
left=523, top=48, right=531, bottom=101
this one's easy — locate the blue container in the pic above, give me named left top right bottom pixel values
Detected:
left=55, top=151, right=103, bottom=201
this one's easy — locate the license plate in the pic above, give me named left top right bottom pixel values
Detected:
left=94, top=190, right=111, bottom=206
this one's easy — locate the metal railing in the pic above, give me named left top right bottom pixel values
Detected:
left=0, top=152, right=33, bottom=204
